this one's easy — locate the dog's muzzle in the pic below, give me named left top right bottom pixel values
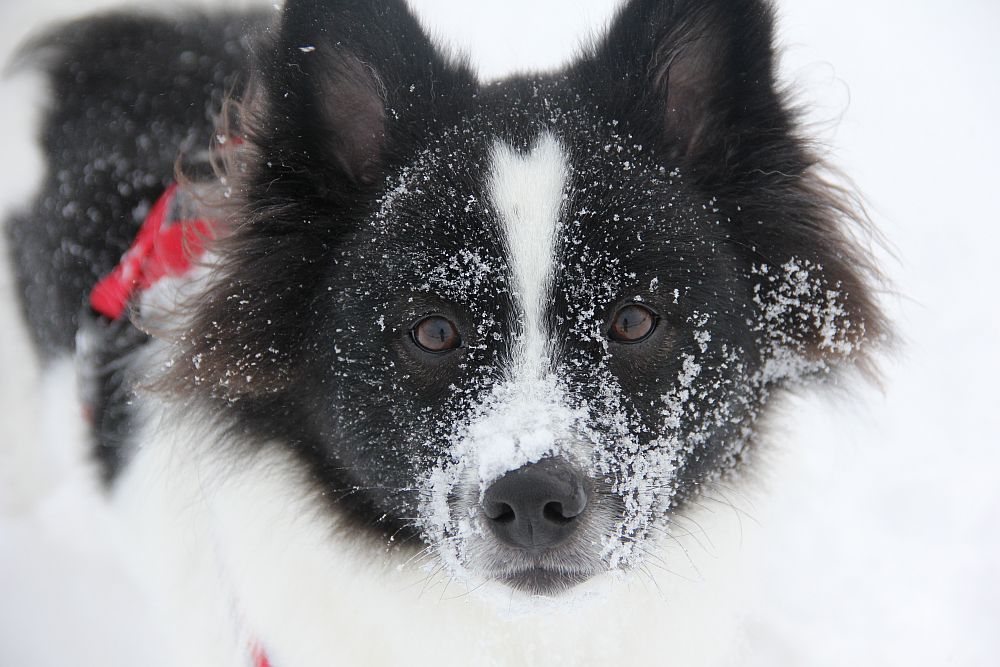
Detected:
left=482, top=457, right=588, bottom=549
left=479, top=457, right=597, bottom=593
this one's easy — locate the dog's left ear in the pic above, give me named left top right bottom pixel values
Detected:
left=253, top=0, right=473, bottom=187
left=578, top=0, right=782, bottom=171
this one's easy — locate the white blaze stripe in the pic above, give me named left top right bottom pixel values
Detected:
left=488, top=132, right=569, bottom=375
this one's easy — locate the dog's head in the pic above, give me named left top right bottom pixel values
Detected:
left=173, top=0, right=884, bottom=595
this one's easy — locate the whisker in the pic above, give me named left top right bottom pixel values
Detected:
left=442, top=576, right=490, bottom=601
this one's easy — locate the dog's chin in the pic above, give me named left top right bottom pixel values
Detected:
left=497, top=567, right=594, bottom=596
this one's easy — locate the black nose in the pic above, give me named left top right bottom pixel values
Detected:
left=482, top=457, right=588, bottom=550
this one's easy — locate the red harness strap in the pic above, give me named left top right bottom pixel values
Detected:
left=251, top=643, right=272, bottom=667
left=90, top=183, right=214, bottom=320
left=89, top=185, right=270, bottom=666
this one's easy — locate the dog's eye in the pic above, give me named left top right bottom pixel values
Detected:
left=412, top=315, right=462, bottom=353
left=609, top=304, right=657, bottom=343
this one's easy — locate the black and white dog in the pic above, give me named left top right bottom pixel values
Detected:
left=7, top=0, right=884, bottom=664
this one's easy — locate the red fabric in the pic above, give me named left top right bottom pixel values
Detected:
left=89, top=184, right=271, bottom=663
left=89, top=183, right=214, bottom=320
left=251, top=643, right=272, bottom=667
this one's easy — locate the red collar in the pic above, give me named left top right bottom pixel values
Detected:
left=90, top=183, right=215, bottom=320
left=252, top=643, right=272, bottom=667
left=91, top=184, right=270, bottom=666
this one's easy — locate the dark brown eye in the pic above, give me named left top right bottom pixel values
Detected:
left=412, top=315, right=462, bottom=353
left=609, top=304, right=657, bottom=343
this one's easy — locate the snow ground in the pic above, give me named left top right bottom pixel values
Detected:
left=1, top=0, right=998, bottom=665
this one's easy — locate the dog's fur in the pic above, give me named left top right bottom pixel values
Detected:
left=7, top=0, right=885, bottom=664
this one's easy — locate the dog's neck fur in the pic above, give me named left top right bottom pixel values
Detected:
left=111, top=382, right=757, bottom=667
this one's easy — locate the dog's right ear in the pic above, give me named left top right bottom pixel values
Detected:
left=576, top=0, right=783, bottom=175
left=253, top=0, right=473, bottom=187
left=577, top=0, right=887, bottom=371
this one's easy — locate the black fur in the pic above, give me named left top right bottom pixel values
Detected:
left=8, top=0, right=885, bottom=590
left=7, top=10, right=267, bottom=479
left=7, top=10, right=265, bottom=356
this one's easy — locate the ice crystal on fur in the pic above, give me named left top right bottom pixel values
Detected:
left=752, top=259, right=864, bottom=384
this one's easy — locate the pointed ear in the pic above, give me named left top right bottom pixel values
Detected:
left=582, top=0, right=783, bottom=168
left=257, top=0, right=473, bottom=186
left=582, top=0, right=887, bottom=371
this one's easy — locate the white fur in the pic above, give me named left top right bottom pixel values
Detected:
left=104, top=314, right=752, bottom=667
left=103, top=135, right=749, bottom=667
left=115, top=386, right=755, bottom=666
left=488, top=132, right=568, bottom=375
left=440, top=133, right=579, bottom=492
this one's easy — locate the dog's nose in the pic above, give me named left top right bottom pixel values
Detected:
left=481, top=457, right=588, bottom=549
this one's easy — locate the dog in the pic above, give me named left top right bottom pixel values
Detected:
left=6, top=0, right=885, bottom=664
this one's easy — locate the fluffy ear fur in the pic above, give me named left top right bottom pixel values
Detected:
left=255, top=0, right=474, bottom=186
left=581, top=0, right=887, bottom=371
left=168, top=0, right=476, bottom=402
left=578, top=0, right=781, bottom=171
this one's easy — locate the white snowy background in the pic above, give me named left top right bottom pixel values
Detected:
left=1, top=0, right=998, bottom=665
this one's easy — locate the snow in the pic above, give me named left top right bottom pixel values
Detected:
left=2, top=0, right=999, bottom=665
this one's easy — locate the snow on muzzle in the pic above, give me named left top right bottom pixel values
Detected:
left=417, top=374, right=618, bottom=594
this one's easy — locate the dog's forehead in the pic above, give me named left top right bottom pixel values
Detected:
left=485, top=132, right=568, bottom=348
left=371, top=119, right=707, bottom=285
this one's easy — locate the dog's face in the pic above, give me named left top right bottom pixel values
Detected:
left=177, top=0, right=882, bottom=595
